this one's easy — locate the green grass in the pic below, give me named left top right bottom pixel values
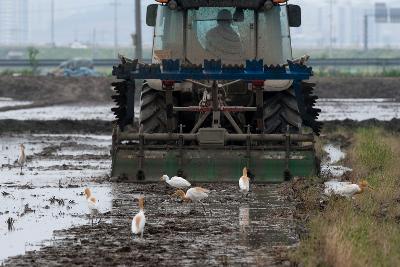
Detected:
left=354, top=128, right=393, bottom=174
left=313, top=68, right=400, bottom=77
left=0, top=68, right=35, bottom=76
left=291, top=127, right=400, bottom=267
left=293, top=48, right=400, bottom=59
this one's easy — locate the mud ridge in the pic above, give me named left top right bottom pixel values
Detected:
left=1, top=119, right=399, bottom=135
left=0, top=119, right=112, bottom=134
left=322, top=118, right=400, bottom=133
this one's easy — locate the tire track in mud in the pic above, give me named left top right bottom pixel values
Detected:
left=4, top=183, right=297, bottom=266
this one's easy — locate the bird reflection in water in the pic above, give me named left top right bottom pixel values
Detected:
left=239, top=206, right=250, bottom=245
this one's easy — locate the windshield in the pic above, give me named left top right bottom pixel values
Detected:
left=186, top=7, right=256, bottom=65
left=152, top=6, right=184, bottom=63
left=257, top=6, right=292, bottom=65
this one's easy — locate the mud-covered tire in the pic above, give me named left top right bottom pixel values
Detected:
left=301, top=82, right=323, bottom=135
left=111, top=80, right=132, bottom=130
left=139, top=82, right=177, bottom=133
left=263, top=88, right=302, bottom=134
left=263, top=82, right=322, bottom=135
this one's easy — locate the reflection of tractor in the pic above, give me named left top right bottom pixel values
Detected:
left=111, top=0, right=321, bottom=182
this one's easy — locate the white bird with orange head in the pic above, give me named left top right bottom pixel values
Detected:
left=131, top=195, right=146, bottom=238
left=174, top=187, right=210, bottom=214
left=84, top=188, right=99, bottom=225
left=324, top=180, right=373, bottom=198
left=17, top=144, right=26, bottom=175
left=239, top=167, right=250, bottom=195
left=160, top=174, right=191, bottom=189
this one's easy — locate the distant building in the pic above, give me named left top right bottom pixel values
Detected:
left=290, top=2, right=400, bottom=49
left=0, top=0, right=28, bottom=45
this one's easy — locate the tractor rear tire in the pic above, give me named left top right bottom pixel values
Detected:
left=263, top=82, right=322, bottom=135
left=263, top=88, right=302, bottom=134
left=139, top=82, right=177, bottom=133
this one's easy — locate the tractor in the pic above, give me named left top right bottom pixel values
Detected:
left=111, top=0, right=322, bottom=182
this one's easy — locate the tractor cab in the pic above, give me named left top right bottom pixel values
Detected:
left=146, top=1, right=301, bottom=65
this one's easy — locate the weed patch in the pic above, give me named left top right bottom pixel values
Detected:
left=292, top=127, right=400, bottom=267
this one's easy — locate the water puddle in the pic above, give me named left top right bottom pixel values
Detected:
left=316, top=98, right=400, bottom=121
left=32, top=133, right=112, bottom=141
left=0, top=133, right=114, bottom=262
left=236, top=188, right=297, bottom=250
left=321, top=144, right=352, bottom=177
left=0, top=98, right=398, bottom=121
left=0, top=104, right=115, bottom=121
left=0, top=185, right=112, bottom=262
left=0, top=134, right=111, bottom=186
left=1, top=171, right=297, bottom=265
left=0, top=97, right=33, bottom=109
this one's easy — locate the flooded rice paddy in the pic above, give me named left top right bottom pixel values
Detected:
left=0, top=134, right=113, bottom=263
left=0, top=186, right=112, bottom=262
left=3, top=183, right=297, bottom=266
left=0, top=132, right=298, bottom=266
left=0, top=96, right=396, bottom=265
left=0, top=134, right=111, bottom=186
left=316, top=98, right=400, bottom=121
left=0, top=104, right=115, bottom=121
left=0, top=98, right=33, bottom=109
left=1, top=98, right=400, bottom=121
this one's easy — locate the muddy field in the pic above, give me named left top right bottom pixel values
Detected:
left=1, top=76, right=400, bottom=107
left=0, top=133, right=298, bottom=266
left=311, top=77, right=400, bottom=100
left=0, top=76, right=113, bottom=106
left=1, top=76, right=399, bottom=266
left=0, top=132, right=346, bottom=266
left=3, top=183, right=296, bottom=266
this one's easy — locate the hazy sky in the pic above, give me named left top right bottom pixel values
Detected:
left=34, top=0, right=399, bottom=12
left=28, top=0, right=153, bottom=46
left=25, top=0, right=400, bottom=47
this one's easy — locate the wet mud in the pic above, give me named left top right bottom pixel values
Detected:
left=0, top=119, right=112, bottom=134
left=0, top=76, right=113, bottom=105
left=1, top=76, right=400, bottom=265
left=2, top=76, right=400, bottom=103
left=2, top=118, right=400, bottom=136
left=312, top=77, right=400, bottom=101
left=1, top=133, right=297, bottom=266
left=3, top=182, right=297, bottom=266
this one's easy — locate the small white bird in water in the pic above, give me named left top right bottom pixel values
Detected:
left=239, top=167, right=250, bottom=195
left=173, top=187, right=210, bottom=214
left=84, top=188, right=99, bottom=225
left=131, top=195, right=146, bottom=238
left=324, top=180, right=373, bottom=198
left=160, top=174, right=191, bottom=189
left=17, top=144, right=26, bottom=175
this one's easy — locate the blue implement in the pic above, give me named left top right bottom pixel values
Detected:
left=112, top=59, right=313, bottom=82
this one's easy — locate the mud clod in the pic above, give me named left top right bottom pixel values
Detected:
left=6, top=217, right=15, bottom=231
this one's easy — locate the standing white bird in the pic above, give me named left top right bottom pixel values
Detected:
left=160, top=174, right=191, bottom=189
left=174, top=187, right=210, bottom=214
left=84, top=188, right=99, bottom=225
left=131, top=195, right=146, bottom=238
left=17, top=144, right=26, bottom=175
left=324, top=180, right=373, bottom=198
left=239, top=167, right=250, bottom=195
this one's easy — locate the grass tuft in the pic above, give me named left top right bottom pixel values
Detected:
left=291, top=127, right=400, bottom=267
